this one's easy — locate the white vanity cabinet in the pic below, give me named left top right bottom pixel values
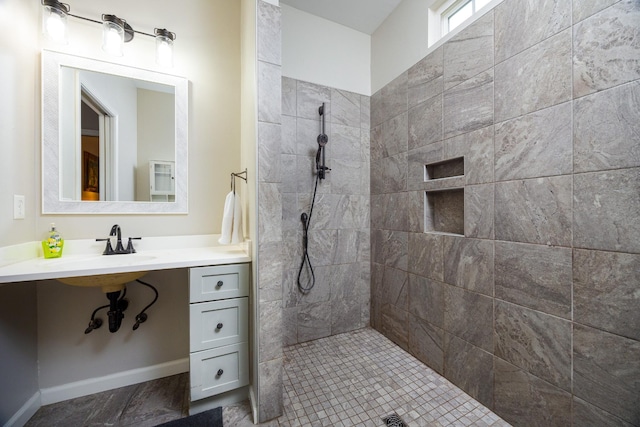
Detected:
left=188, top=263, right=249, bottom=403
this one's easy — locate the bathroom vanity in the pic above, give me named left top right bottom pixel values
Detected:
left=0, top=235, right=251, bottom=415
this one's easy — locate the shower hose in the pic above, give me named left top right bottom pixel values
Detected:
left=297, top=172, right=320, bottom=293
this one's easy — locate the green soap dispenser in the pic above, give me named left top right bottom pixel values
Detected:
left=42, top=223, right=64, bottom=258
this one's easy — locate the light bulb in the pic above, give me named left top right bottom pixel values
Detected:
left=156, top=38, right=173, bottom=67
left=42, top=4, right=68, bottom=44
left=102, top=19, right=124, bottom=56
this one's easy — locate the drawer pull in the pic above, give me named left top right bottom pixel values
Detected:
left=216, top=280, right=224, bottom=288
left=216, top=323, right=224, bottom=330
left=216, top=369, right=224, bottom=377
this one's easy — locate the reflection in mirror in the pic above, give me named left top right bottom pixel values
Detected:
left=42, top=50, right=188, bottom=214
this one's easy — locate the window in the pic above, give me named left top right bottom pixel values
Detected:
left=445, top=0, right=492, bottom=33
left=428, top=0, right=496, bottom=47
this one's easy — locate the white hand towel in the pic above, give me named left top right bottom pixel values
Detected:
left=231, top=192, right=244, bottom=244
left=218, top=191, right=234, bottom=244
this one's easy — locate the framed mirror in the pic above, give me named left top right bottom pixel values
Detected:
left=42, top=50, right=188, bottom=214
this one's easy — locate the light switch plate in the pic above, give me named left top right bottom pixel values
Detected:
left=14, top=195, right=25, bottom=219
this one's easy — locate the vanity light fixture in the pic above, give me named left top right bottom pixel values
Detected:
left=40, top=0, right=176, bottom=67
left=155, top=28, right=176, bottom=68
left=42, top=0, right=69, bottom=44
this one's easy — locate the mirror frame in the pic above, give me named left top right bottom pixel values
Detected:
left=41, top=50, right=189, bottom=214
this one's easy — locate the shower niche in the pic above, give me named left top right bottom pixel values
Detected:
left=424, top=157, right=464, bottom=236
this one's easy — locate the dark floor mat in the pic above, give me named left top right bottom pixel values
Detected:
left=155, top=407, right=222, bottom=427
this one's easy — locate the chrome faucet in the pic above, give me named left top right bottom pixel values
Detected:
left=96, top=224, right=141, bottom=255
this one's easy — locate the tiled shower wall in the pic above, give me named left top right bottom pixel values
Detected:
left=370, top=1, right=640, bottom=426
left=281, top=77, right=371, bottom=346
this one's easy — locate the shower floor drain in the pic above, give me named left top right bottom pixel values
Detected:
left=382, top=413, right=408, bottom=427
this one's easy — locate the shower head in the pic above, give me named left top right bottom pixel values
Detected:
left=317, top=133, right=328, bottom=147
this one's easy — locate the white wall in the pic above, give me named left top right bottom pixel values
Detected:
left=281, top=4, right=371, bottom=95
left=371, top=0, right=431, bottom=94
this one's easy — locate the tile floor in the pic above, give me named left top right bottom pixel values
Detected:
left=25, top=328, right=510, bottom=426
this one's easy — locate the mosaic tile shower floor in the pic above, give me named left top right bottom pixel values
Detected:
left=239, top=327, right=511, bottom=426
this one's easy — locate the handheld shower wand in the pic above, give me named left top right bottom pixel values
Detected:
left=316, top=103, right=330, bottom=180
left=298, top=103, right=329, bottom=293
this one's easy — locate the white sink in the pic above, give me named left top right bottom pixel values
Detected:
left=49, top=255, right=156, bottom=293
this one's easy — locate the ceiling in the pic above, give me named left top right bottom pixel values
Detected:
left=279, top=0, right=403, bottom=34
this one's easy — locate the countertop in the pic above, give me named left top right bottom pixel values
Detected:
left=0, top=235, right=251, bottom=284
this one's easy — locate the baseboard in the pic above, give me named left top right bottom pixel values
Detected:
left=40, top=358, right=189, bottom=405
left=3, top=391, right=41, bottom=427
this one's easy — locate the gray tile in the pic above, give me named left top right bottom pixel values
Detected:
left=495, top=176, right=572, bottom=246
left=445, top=125, right=494, bottom=185
left=409, top=77, right=443, bottom=110
left=381, top=112, right=409, bottom=157
left=331, top=88, right=360, bottom=128
left=371, top=89, right=384, bottom=128
left=573, top=0, right=640, bottom=98
left=381, top=306, right=409, bottom=351
left=371, top=192, right=409, bottom=231
left=426, top=189, right=464, bottom=235
left=330, top=124, right=360, bottom=162
left=573, top=324, right=640, bottom=426
left=296, top=117, right=326, bottom=157
left=360, top=94, right=371, bottom=130
left=307, top=229, right=337, bottom=267
left=332, top=195, right=369, bottom=230
left=258, top=61, right=282, bottom=125
left=257, top=240, right=284, bottom=303
left=494, top=0, right=571, bottom=63
left=443, top=70, right=494, bottom=139
left=494, top=301, right=572, bottom=391
left=258, top=122, right=282, bottom=183
left=574, top=81, right=640, bottom=173
left=408, top=232, right=443, bottom=281
left=443, top=236, right=494, bottom=297
left=408, top=95, right=442, bottom=150
left=408, top=274, right=444, bottom=327
left=495, top=241, right=572, bottom=318
left=333, top=229, right=359, bottom=264
left=407, top=142, right=444, bottom=191
left=444, top=334, right=494, bottom=408
left=574, top=249, right=640, bottom=341
left=371, top=152, right=407, bottom=194
left=408, top=191, right=425, bottom=233
left=257, top=0, right=281, bottom=65
left=372, top=229, right=408, bottom=270
left=444, top=12, right=494, bottom=90
left=282, top=77, right=296, bottom=117
left=409, top=313, right=444, bottom=374
left=281, top=155, right=297, bottom=195
left=296, top=80, right=331, bottom=121
left=330, top=263, right=364, bottom=335
left=257, top=358, right=283, bottom=422
left=495, top=102, right=572, bottom=181
left=494, top=358, right=572, bottom=427
left=408, top=46, right=443, bottom=88
left=444, top=284, right=493, bottom=351
left=574, top=168, right=640, bottom=253
left=381, top=266, right=408, bottom=313
left=573, top=396, right=636, bottom=427
left=297, top=301, right=332, bottom=342
left=464, top=183, right=495, bottom=239
left=281, top=115, right=296, bottom=155
left=330, top=158, right=362, bottom=195
left=495, top=29, right=572, bottom=122
left=258, top=182, right=282, bottom=244
left=574, top=0, right=621, bottom=23
left=380, top=71, right=408, bottom=125
left=259, top=300, right=283, bottom=362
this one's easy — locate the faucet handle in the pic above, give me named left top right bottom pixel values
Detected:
left=126, top=237, right=142, bottom=254
left=96, top=238, right=114, bottom=255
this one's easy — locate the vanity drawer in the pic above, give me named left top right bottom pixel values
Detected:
left=190, top=342, right=249, bottom=401
left=190, top=298, right=248, bottom=352
left=189, top=263, right=249, bottom=302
